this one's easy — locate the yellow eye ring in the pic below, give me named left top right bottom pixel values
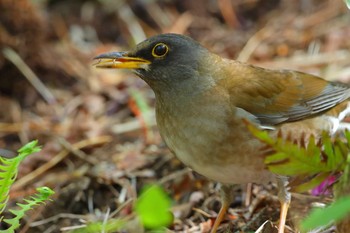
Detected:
left=152, top=43, right=169, bottom=58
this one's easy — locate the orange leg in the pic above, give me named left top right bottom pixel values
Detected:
left=277, top=176, right=291, bottom=233
left=210, top=184, right=233, bottom=233
left=278, top=201, right=290, bottom=233
left=210, top=200, right=229, bottom=233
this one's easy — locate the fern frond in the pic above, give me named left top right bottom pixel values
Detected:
left=247, top=124, right=349, bottom=191
left=0, top=140, right=41, bottom=215
left=0, top=187, right=54, bottom=233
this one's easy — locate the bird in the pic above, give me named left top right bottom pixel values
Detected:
left=94, top=33, right=350, bottom=233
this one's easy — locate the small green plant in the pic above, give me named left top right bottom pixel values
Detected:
left=71, top=184, right=173, bottom=233
left=300, top=196, right=350, bottom=232
left=247, top=124, right=349, bottom=192
left=0, top=140, right=54, bottom=232
left=301, top=152, right=350, bottom=232
left=135, top=184, right=173, bottom=230
left=70, top=219, right=126, bottom=233
left=0, top=187, right=54, bottom=233
left=345, top=0, right=350, bottom=9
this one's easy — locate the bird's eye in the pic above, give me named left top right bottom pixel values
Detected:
left=152, top=43, right=169, bottom=58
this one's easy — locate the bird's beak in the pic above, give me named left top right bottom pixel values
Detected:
left=93, top=52, right=150, bottom=69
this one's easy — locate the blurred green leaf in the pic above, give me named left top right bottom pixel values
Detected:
left=135, top=185, right=173, bottom=229
left=294, top=172, right=331, bottom=193
left=344, top=0, right=350, bottom=9
left=301, top=196, right=350, bottom=232
left=71, top=219, right=125, bottom=233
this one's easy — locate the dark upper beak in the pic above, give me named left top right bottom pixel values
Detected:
left=93, top=52, right=150, bottom=69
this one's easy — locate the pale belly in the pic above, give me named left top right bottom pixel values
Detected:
left=178, top=149, right=276, bottom=185
left=157, top=106, right=276, bottom=185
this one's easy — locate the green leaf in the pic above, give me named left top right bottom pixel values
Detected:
left=300, top=196, right=350, bottom=232
left=294, top=172, right=331, bottom=193
left=0, top=141, right=42, bottom=215
left=36, top=187, right=55, bottom=200
left=344, top=0, right=350, bottom=9
left=135, top=185, right=173, bottom=229
left=17, top=140, right=41, bottom=156
left=264, top=152, right=288, bottom=164
left=345, top=131, right=350, bottom=148
left=71, top=219, right=125, bottom=233
left=0, top=186, right=54, bottom=233
left=246, top=123, right=274, bottom=144
left=247, top=122, right=348, bottom=190
left=322, top=132, right=334, bottom=159
left=0, top=141, right=52, bottom=233
left=264, top=136, right=327, bottom=176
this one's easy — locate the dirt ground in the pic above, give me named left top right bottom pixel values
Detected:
left=1, top=0, right=350, bottom=232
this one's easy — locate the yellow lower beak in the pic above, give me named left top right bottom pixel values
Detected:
left=93, top=52, right=150, bottom=69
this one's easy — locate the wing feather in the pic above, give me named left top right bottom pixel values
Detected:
left=218, top=62, right=350, bottom=125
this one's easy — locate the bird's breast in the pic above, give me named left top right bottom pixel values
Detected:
left=155, top=89, right=275, bottom=184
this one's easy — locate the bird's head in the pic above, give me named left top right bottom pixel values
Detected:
left=94, top=33, right=212, bottom=94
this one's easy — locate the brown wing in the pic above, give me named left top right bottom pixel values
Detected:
left=220, top=63, right=350, bottom=125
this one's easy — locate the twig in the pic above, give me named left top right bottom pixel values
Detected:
left=110, top=111, right=156, bottom=135
left=109, top=198, right=134, bottom=219
left=192, top=207, right=212, bottom=218
left=58, top=137, right=99, bottom=164
left=19, top=205, right=46, bottom=233
left=218, top=0, right=239, bottom=28
left=0, top=123, right=22, bottom=133
left=237, top=27, right=273, bottom=62
left=2, top=47, right=57, bottom=105
left=166, top=12, right=193, bottom=34
left=12, top=135, right=112, bottom=190
left=30, top=213, right=88, bottom=227
left=101, top=207, right=110, bottom=233
left=158, top=168, right=191, bottom=185
left=60, top=225, right=88, bottom=231
left=118, top=2, right=146, bottom=43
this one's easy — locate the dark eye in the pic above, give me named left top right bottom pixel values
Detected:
left=152, top=43, right=169, bottom=58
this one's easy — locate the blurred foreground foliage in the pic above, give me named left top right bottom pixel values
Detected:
left=248, top=123, right=350, bottom=232
left=0, top=141, right=54, bottom=233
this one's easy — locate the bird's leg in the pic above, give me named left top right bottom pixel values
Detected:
left=276, top=176, right=291, bottom=233
left=210, top=184, right=233, bottom=233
